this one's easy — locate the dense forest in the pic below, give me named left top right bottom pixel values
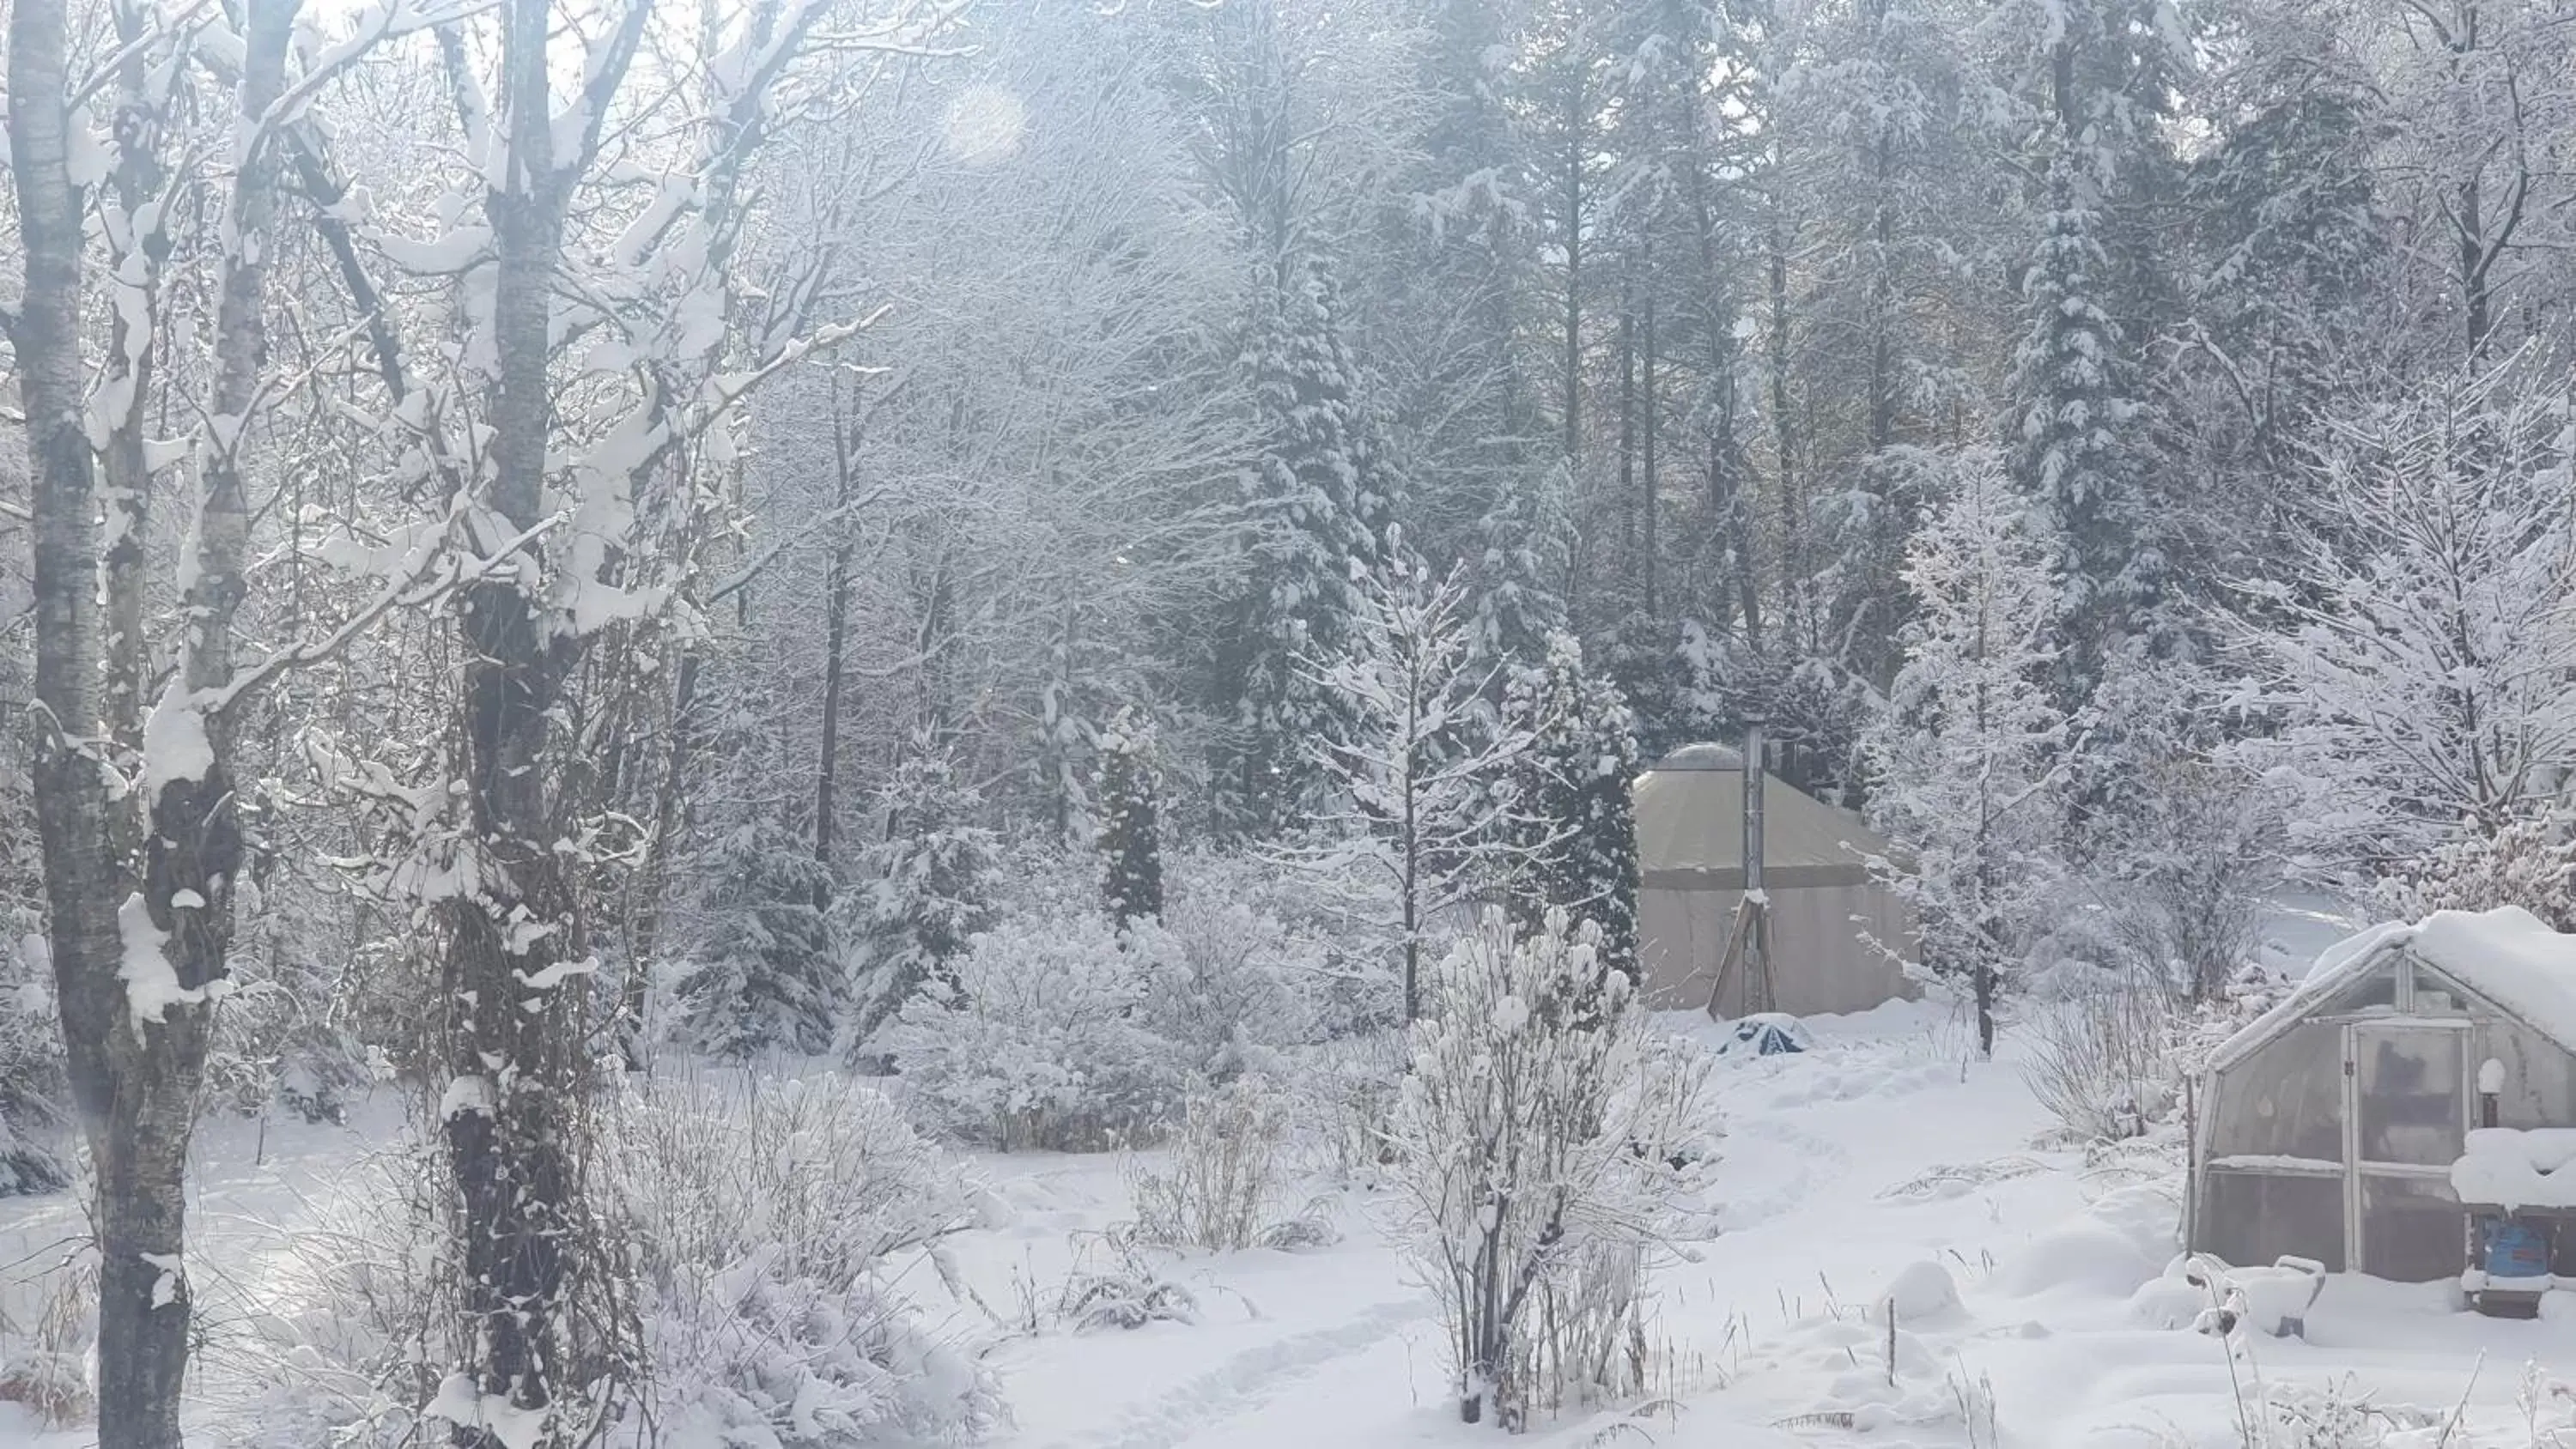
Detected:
left=7, top=0, right=2576, bottom=1443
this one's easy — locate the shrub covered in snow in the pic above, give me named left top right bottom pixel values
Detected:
left=1168, top=846, right=1400, bottom=1038
left=1141, top=888, right=1322, bottom=1082
left=198, top=1148, right=440, bottom=1449
left=2019, top=973, right=2179, bottom=1144
left=1388, top=908, right=1720, bottom=1428
left=0, top=937, right=67, bottom=1196
left=874, top=849, right=1355, bottom=1152
left=1127, top=1078, right=1331, bottom=1252
left=605, top=1072, right=1000, bottom=1446
left=2379, top=814, right=2576, bottom=932
left=875, top=912, right=1188, bottom=1150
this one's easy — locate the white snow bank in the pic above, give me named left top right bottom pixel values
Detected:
left=2412, top=906, right=2576, bottom=1051
left=1868, top=1260, right=1959, bottom=1324
left=1996, top=1185, right=2178, bottom=1300
left=2450, top=1126, right=2576, bottom=1209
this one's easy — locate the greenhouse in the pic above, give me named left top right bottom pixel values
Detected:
left=2190, top=906, right=2576, bottom=1285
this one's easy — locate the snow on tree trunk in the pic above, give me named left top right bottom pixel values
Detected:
left=7, top=0, right=305, bottom=1440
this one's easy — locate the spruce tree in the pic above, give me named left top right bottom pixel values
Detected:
left=2008, top=149, right=2154, bottom=701
left=1503, top=633, right=1643, bottom=982
left=1095, top=707, right=1166, bottom=927
left=1225, top=256, right=1398, bottom=835
left=848, top=743, right=1000, bottom=1046
left=683, top=822, right=840, bottom=1058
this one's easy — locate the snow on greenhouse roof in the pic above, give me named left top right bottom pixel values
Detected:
left=2209, top=906, right=2576, bottom=1072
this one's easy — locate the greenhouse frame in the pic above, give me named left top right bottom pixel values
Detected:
left=2189, top=907, right=2576, bottom=1283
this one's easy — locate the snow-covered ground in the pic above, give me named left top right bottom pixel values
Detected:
left=7, top=972, right=2576, bottom=1447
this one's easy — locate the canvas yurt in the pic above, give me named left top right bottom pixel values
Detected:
left=1631, top=742, right=1914, bottom=1017
left=2190, top=906, right=2576, bottom=1288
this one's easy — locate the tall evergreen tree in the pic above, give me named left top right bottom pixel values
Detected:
left=1224, top=257, right=1400, bottom=835
left=1503, top=633, right=1643, bottom=981
left=1999, top=0, right=2191, bottom=699
left=1095, top=707, right=1167, bottom=927
left=683, top=823, right=840, bottom=1058
left=2008, top=149, right=2156, bottom=700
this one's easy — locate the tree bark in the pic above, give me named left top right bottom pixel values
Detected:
left=815, top=376, right=860, bottom=878
left=1641, top=296, right=1659, bottom=619
left=440, top=0, right=618, bottom=1434
left=11, top=2, right=291, bottom=1443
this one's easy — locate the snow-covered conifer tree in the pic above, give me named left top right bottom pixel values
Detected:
left=683, top=822, right=840, bottom=1058
left=2008, top=150, right=2156, bottom=700
left=1501, top=634, right=1642, bottom=981
left=850, top=744, right=1001, bottom=1046
left=1863, top=447, right=2069, bottom=1056
left=1096, top=707, right=1166, bottom=928
left=1225, top=257, right=1400, bottom=836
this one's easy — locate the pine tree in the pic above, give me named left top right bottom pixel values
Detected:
left=2177, top=70, right=2390, bottom=579
left=2008, top=149, right=2155, bottom=700
left=1095, top=707, right=1166, bottom=927
left=683, top=822, right=840, bottom=1058
left=1466, top=463, right=1569, bottom=670
left=1503, top=633, right=1643, bottom=982
left=1862, top=446, right=2069, bottom=1057
left=1225, top=256, right=1400, bottom=836
left=849, top=744, right=1001, bottom=1047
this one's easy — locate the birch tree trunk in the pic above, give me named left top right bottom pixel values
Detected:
left=8, top=1, right=294, bottom=1442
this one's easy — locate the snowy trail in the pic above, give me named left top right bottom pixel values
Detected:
left=969, top=1001, right=2071, bottom=1449
left=1035, top=1295, right=1435, bottom=1449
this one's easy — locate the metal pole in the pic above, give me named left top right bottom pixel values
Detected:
left=1743, top=718, right=1772, bottom=1015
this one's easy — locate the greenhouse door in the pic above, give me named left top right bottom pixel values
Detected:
left=2343, top=1021, right=2471, bottom=1282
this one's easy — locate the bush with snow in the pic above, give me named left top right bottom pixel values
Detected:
left=1127, top=1078, right=1332, bottom=1252
left=605, top=1072, right=1000, bottom=1446
left=1168, top=846, right=1400, bottom=1039
left=0, top=935, right=68, bottom=1196
left=875, top=912, right=1188, bottom=1150
left=1140, top=887, right=1322, bottom=1082
left=2379, top=814, right=2576, bottom=932
left=198, top=1149, right=440, bottom=1448
left=2018, top=971, right=2180, bottom=1144
left=874, top=856, right=1346, bottom=1152
left=1388, top=908, right=1720, bottom=1428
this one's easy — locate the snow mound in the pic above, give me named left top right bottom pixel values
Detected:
left=2450, top=1126, right=2576, bottom=1209
left=2127, top=1258, right=2208, bottom=1329
left=1868, top=1260, right=1959, bottom=1324
left=1996, top=1186, right=2177, bottom=1300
